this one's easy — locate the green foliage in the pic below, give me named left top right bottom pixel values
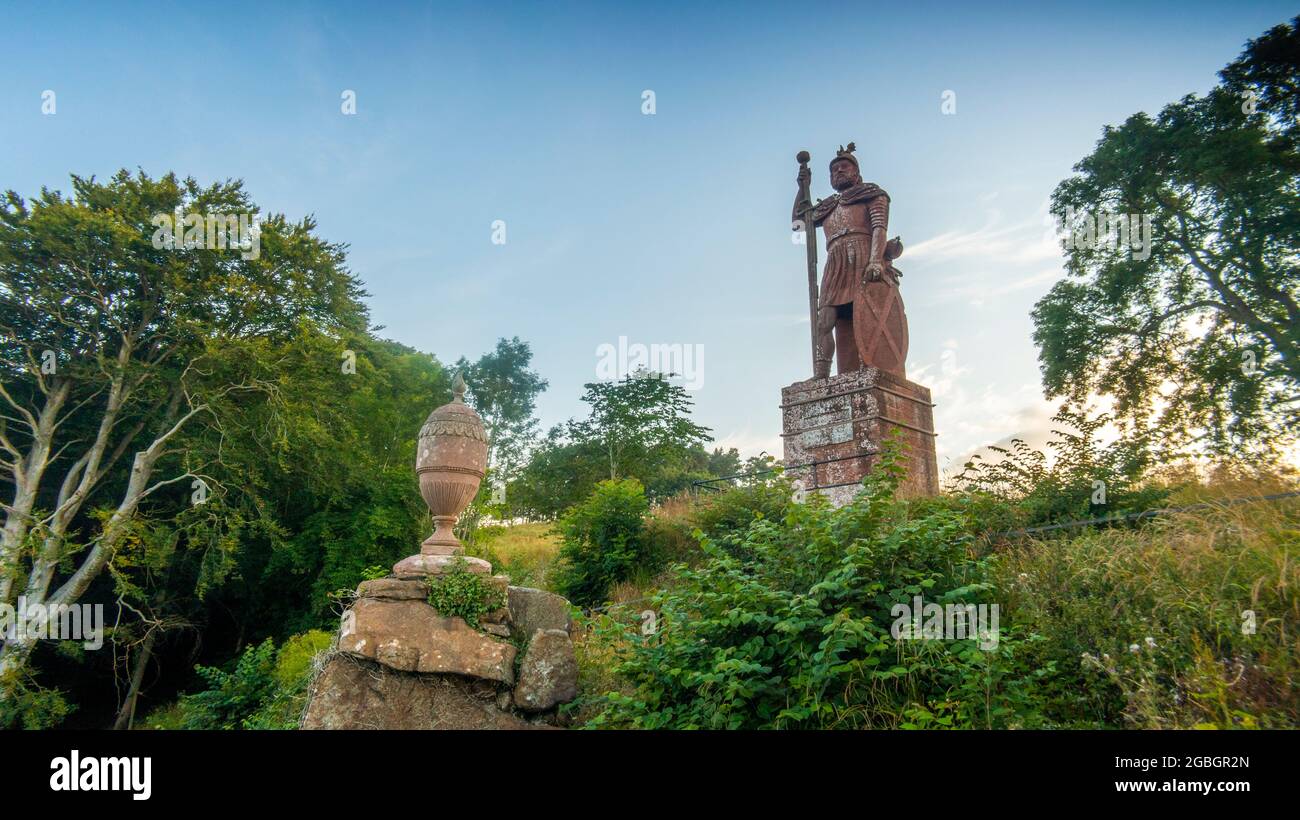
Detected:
left=0, top=169, right=456, bottom=722
left=0, top=670, right=74, bottom=729
left=236, top=335, right=449, bottom=633
left=587, top=445, right=1032, bottom=729
left=426, top=559, right=506, bottom=628
left=691, top=472, right=794, bottom=546
left=360, top=565, right=390, bottom=582
left=943, top=407, right=1171, bottom=533
left=511, top=374, right=714, bottom=519
left=641, top=510, right=697, bottom=570
left=553, top=479, right=651, bottom=607
left=991, top=498, right=1300, bottom=728
left=1032, top=17, right=1300, bottom=456
left=454, top=338, right=549, bottom=545
left=466, top=522, right=558, bottom=590
left=179, top=639, right=281, bottom=730
left=507, top=432, right=611, bottom=520
left=272, top=630, right=334, bottom=689
left=455, top=337, right=548, bottom=481
left=172, top=630, right=332, bottom=730
left=570, top=374, right=712, bottom=482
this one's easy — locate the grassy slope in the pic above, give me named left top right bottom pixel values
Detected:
left=471, top=521, right=562, bottom=590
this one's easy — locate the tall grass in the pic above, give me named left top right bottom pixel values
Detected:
left=992, top=493, right=1299, bottom=727
left=470, top=521, right=562, bottom=589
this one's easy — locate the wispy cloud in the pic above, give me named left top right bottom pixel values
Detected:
left=907, top=196, right=1069, bottom=306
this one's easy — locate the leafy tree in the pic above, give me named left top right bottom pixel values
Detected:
left=705, top=447, right=742, bottom=478
left=455, top=336, right=548, bottom=480
left=507, top=428, right=609, bottom=520
left=0, top=170, right=368, bottom=698
left=569, top=371, right=711, bottom=482
left=1033, top=17, right=1300, bottom=456
left=217, top=335, right=448, bottom=632
left=451, top=337, right=546, bottom=543
left=510, top=372, right=715, bottom=518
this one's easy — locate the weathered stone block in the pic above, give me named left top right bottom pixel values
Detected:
left=338, top=597, right=516, bottom=684
left=781, top=367, right=938, bottom=505
left=357, top=577, right=428, bottom=601
left=302, top=655, right=543, bottom=730
left=513, top=629, right=579, bottom=712
left=507, top=586, right=573, bottom=638
left=393, top=553, right=492, bottom=578
left=481, top=574, right=510, bottom=626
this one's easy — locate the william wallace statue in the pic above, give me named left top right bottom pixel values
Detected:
left=792, top=143, right=907, bottom=379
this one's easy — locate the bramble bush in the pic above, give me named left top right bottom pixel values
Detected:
left=586, top=445, right=1044, bottom=729
left=690, top=470, right=792, bottom=550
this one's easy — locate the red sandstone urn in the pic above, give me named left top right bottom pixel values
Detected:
left=415, top=373, right=488, bottom=555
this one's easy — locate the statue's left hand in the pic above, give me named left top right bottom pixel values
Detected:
left=863, top=262, right=885, bottom=284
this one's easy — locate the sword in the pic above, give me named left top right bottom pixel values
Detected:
left=795, top=150, right=819, bottom=374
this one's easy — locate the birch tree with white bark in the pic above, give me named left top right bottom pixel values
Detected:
left=0, top=170, right=368, bottom=706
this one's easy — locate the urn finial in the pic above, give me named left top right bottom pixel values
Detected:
left=392, top=375, right=492, bottom=578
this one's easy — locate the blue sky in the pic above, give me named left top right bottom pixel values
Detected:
left=2, top=0, right=1294, bottom=472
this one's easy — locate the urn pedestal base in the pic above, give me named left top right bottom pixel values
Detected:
left=392, top=552, right=492, bottom=579
left=780, top=368, right=939, bottom=507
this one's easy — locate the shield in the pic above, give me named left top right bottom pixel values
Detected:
left=853, top=275, right=908, bottom=378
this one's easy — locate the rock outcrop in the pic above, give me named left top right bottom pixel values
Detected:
left=301, top=655, right=539, bottom=730
left=507, top=586, right=574, bottom=637
left=339, top=597, right=517, bottom=684
left=302, top=579, right=580, bottom=730
left=514, top=629, right=580, bottom=712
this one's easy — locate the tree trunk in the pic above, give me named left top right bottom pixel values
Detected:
left=0, top=380, right=72, bottom=605
left=113, top=629, right=158, bottom=730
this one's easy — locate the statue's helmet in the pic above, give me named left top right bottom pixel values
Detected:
left=829, top=142, right=860, bottom=172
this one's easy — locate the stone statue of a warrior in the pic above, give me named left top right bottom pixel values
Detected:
left=792, top=143, right=907, bottom=379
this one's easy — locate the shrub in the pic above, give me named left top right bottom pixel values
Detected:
left=359, top=564, right=390, bottom=582
left=553, top=479, right=650, bottom=607
left=642, top=510, right=697, bottom=570
left=0, top=671, right=74, bottom=730
left=180, top=639, right=280, bottom=730
left=426, top=558, right=506, bottom=628
left=690, top=474, right=792, bottom=544
left=246, top=629, right=334, bottom=729
left=586, top=445, right=1033, bottom=729
left=947, top=408, right=1172, bottom=533
left=173, top=630, right=334, bottom=730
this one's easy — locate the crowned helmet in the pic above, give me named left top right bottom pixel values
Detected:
left=829, top=141, right=860, bottom=171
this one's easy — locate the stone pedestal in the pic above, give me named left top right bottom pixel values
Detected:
left=780, top=368, right=938, bottom=506
left=301, top=579, right=580, bottom=729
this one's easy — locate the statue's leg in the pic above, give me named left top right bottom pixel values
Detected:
left=834, top=304, right=860, bottom=374
left=815, top=305, right=836, bottom=378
